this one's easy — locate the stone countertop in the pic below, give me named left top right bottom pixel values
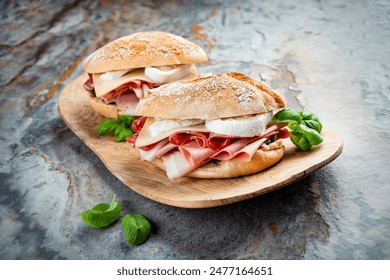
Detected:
left=0, top=0, right=389, bottom=260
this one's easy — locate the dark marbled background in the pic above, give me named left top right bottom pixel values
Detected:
left=0, top=0, right=389, bottom=259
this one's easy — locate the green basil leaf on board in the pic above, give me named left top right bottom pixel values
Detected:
left=98, top=119, right=119, bottom=135
left=117, top=115, right=134, bottom=127
left=272, top=108, right=323, bottom=151
left=296, top=123, right=323, bottom=145
left=97, top=115, right=134, bottom=142
left=290, top=132, right=312, bottom=151
left=115, top=127, right=133, bottom=142
left=271, top=108, right=302, bottom=123
left=122, top=214, right=151, bottom=245
left=299, top=111, right=323, bottom=132
left=81, top=195, right=122, bottom=228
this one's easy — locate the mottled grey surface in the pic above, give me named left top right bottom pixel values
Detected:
left=0, top=0, right=389, bottom=260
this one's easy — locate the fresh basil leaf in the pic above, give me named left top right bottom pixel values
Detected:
left=118, top=115, right=134, bottom=127
left=302, top=119, right=322, bottom=133
left=114, top=124, right=123, bottom=135
left=300, top=111, right=322, bottom=132
left=273, top=108, right=324, bottom=151
left=289, top=125, right=323, bottom=151
left=272, top=108, right=302, bottom=123
left=290, top=132, right=312, bottom=151
left=97, top=115, right=135, bottom=142
left=122, top=214, right=151, bottom=245
left=115, top=125, right=133, bottom=142
left=98, top=119, right=119, bottom=135
left=106, top=195, right=120, bottom=212
left=296, top=123, right=323, bottom=145
left=81, top=195, right=122, bottom=228
left=300, top=111, right=320, bottom=121
left=287, top=122, right=299, bottom=131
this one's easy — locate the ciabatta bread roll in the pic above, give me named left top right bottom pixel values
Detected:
left=129, top=72, right=288, bottom=180
left=82, top=31, right=208, bottom=118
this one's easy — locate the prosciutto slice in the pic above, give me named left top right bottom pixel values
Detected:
left=126, top=116, right=148, bottom=147
left=232, top=138, right=268, bottom=162
left=95, top=80, right=159, bottom=112
left=132, top=121, right=289, bottom=179
left=139, top=139, right=169, bottom=161
left=178, top=141, right=215, bottom=167
left=212, top=138, right=254, bottom=161
left=83, top=74, right=94, bottom=91
left=163, top=151, right=194, bottom=180
left=115, top=92, right=139, bottom=114
left=169, top=132, right=209, bottom=147
left=207, top=133, right=238, bottom=150
left=169, top=131, right=244, bottom=150
left=162, top=150, right=211, bottom=180
left=155, top=142, right=177, bottom=158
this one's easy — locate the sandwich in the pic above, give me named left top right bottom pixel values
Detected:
left=82, top=31, right=208, bottom=119
left=127, top=72, right=290, bottom=180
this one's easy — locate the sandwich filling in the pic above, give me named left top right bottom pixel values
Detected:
left=83, top=64, right=199, bottom=115
left=127, top=113, right=289, bottom=179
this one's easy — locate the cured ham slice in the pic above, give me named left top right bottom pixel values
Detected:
left=169, top=132, right=209, bottom=147
left=162, top=150, right=210, bottom=180
left=131, top=116, right=147, bottom=133
left=212, top=138, right=253, bottom=161
left=87, top=80, right=160, bottom=116
left=115, top=92, right=139, bottom=115
left=155, top=142, right=177, bottom=158
left=232, top=138, right=268, bottom=162
left=126, top=117, right=148, bottom=147
left=163, top=151, right=193, bottom=180
left=139, top=139, right=169, bottom=161
left=178, top=141, right=215, bottom=166
left=207, top=133, right=238, bottom=150
left=130, top=117, right=290, bottom=179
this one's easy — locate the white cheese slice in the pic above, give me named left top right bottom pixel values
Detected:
left=93, top=64, right=199, bottom=98
left=135, top=117, right=209, bottom=147
left=100, top=69, right=133, bottom=80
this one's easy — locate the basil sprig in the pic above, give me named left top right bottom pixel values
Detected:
left=272, top=108, right=323, bottom=151
left=98, top=115, right=134, bottom=142
left=122, top=214, right=152, bottom=245
left=81, top=195, right=122, bottom=228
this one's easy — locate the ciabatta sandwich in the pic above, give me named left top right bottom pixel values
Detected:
left=82, top=31, right=208, bottom=119
left=128, top=72, right=289, bottom=180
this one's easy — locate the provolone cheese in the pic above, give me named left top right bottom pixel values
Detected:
left=135, top=117, right=209, bottom=147
left=100, top=69, right=133, bottom=80
left=93, top=64, right=199, bottom=98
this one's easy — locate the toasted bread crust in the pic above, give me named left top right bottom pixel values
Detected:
left=135, top=72, right=285, bottom=120
left=188, top=144, right=284, bottom=178
left=88, top=94, right=120, bottom=119
left=83, top=31, right=208, bottom=73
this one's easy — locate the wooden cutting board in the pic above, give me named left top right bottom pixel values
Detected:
left=58, top=74, right=343, bottom=208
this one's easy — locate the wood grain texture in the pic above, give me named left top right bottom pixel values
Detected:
left=58, top=74, right=343, bottom=208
